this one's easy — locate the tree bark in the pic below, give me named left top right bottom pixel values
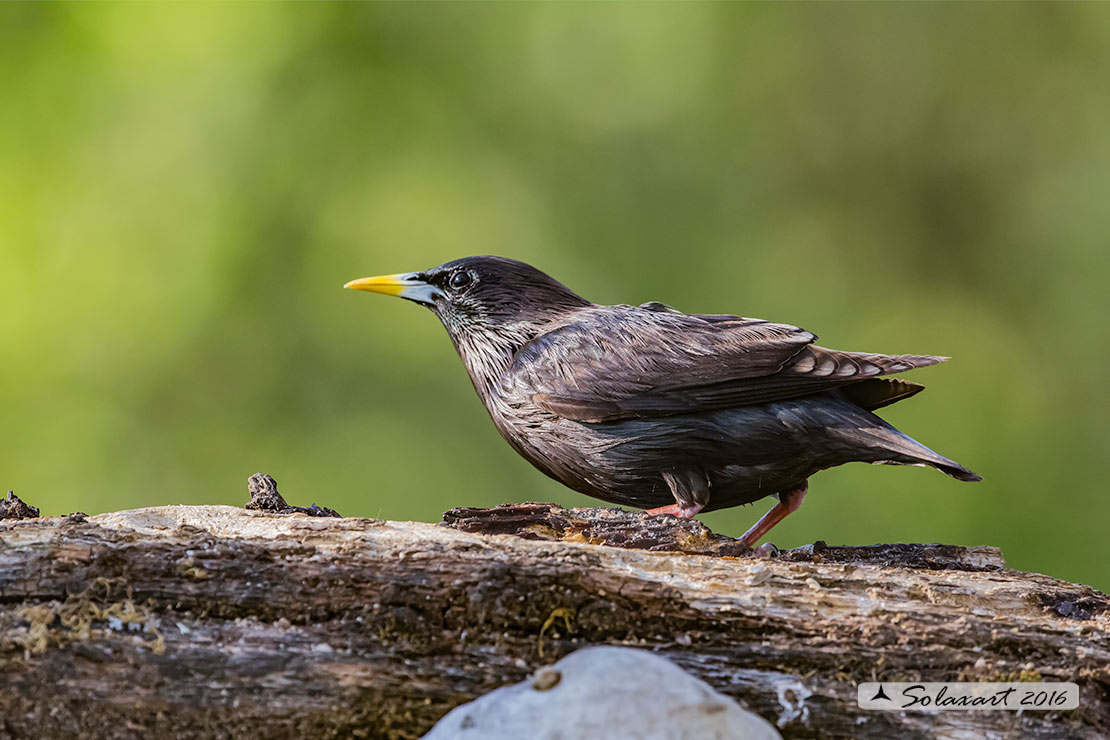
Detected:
left=1, top=503, right=1106, bottom=739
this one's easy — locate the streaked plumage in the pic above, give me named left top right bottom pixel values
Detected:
left=346, top=256, right=979, bottom=547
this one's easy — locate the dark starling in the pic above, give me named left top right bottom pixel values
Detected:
left=345, top=256, right=980, bottom=547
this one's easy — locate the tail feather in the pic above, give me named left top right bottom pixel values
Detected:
left=921, top=457, right=982, bottom=482
left=833, top=423, right=982, bottom=482
left=841, top=378, right=926, bottom=411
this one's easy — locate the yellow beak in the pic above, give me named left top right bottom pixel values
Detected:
left=344, top=272, right=441, bottom=306
left=343, top=273, right=414, bottom=296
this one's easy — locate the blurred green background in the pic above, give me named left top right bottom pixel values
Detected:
left=2, top=4, right=1107, bottom=590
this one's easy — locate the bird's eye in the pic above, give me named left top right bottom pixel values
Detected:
left=449, top=271, right=473, bottom=290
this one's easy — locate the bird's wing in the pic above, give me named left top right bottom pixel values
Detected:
left=506, top=305, right=944, bottom=422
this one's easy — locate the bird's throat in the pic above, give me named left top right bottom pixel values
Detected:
left=453, top=324, right=535, bottom=401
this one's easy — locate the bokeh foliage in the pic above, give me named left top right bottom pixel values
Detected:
left=2, top=4, right=1108, bottom=590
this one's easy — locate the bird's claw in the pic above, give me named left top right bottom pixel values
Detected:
left=753, top=542, right=780, bottom=558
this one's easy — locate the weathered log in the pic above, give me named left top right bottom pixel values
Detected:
left=1, top=503, right=1107, bottom=739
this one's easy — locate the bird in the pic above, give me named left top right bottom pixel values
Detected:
left=345, top=256, right=980, bottom=548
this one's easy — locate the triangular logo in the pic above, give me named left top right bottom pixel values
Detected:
left=870, top=684, right=891, bottom=701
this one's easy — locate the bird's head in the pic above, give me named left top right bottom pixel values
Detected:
left=345, top=256, right=591, bottom=378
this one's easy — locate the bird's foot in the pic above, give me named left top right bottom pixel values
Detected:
left=644, top=502, right=705, bottom=519
left=753, top=542, right=780, bottom=558
left=736, top=483, right=808, bottom=548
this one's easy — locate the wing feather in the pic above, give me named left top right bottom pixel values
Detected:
left=505, top=305, right=944, bottom=422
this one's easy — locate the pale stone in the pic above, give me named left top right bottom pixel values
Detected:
left=423, top=646, right=782, bottom=740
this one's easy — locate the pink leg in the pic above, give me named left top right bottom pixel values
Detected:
left=645, top=502, right=705, bottom=519
left=737, top=483, right=808, bottom=548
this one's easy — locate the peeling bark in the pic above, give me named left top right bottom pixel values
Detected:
left=0, top=491, right=39, bottom=521
left=1, top=503, right=1107, bottom=739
